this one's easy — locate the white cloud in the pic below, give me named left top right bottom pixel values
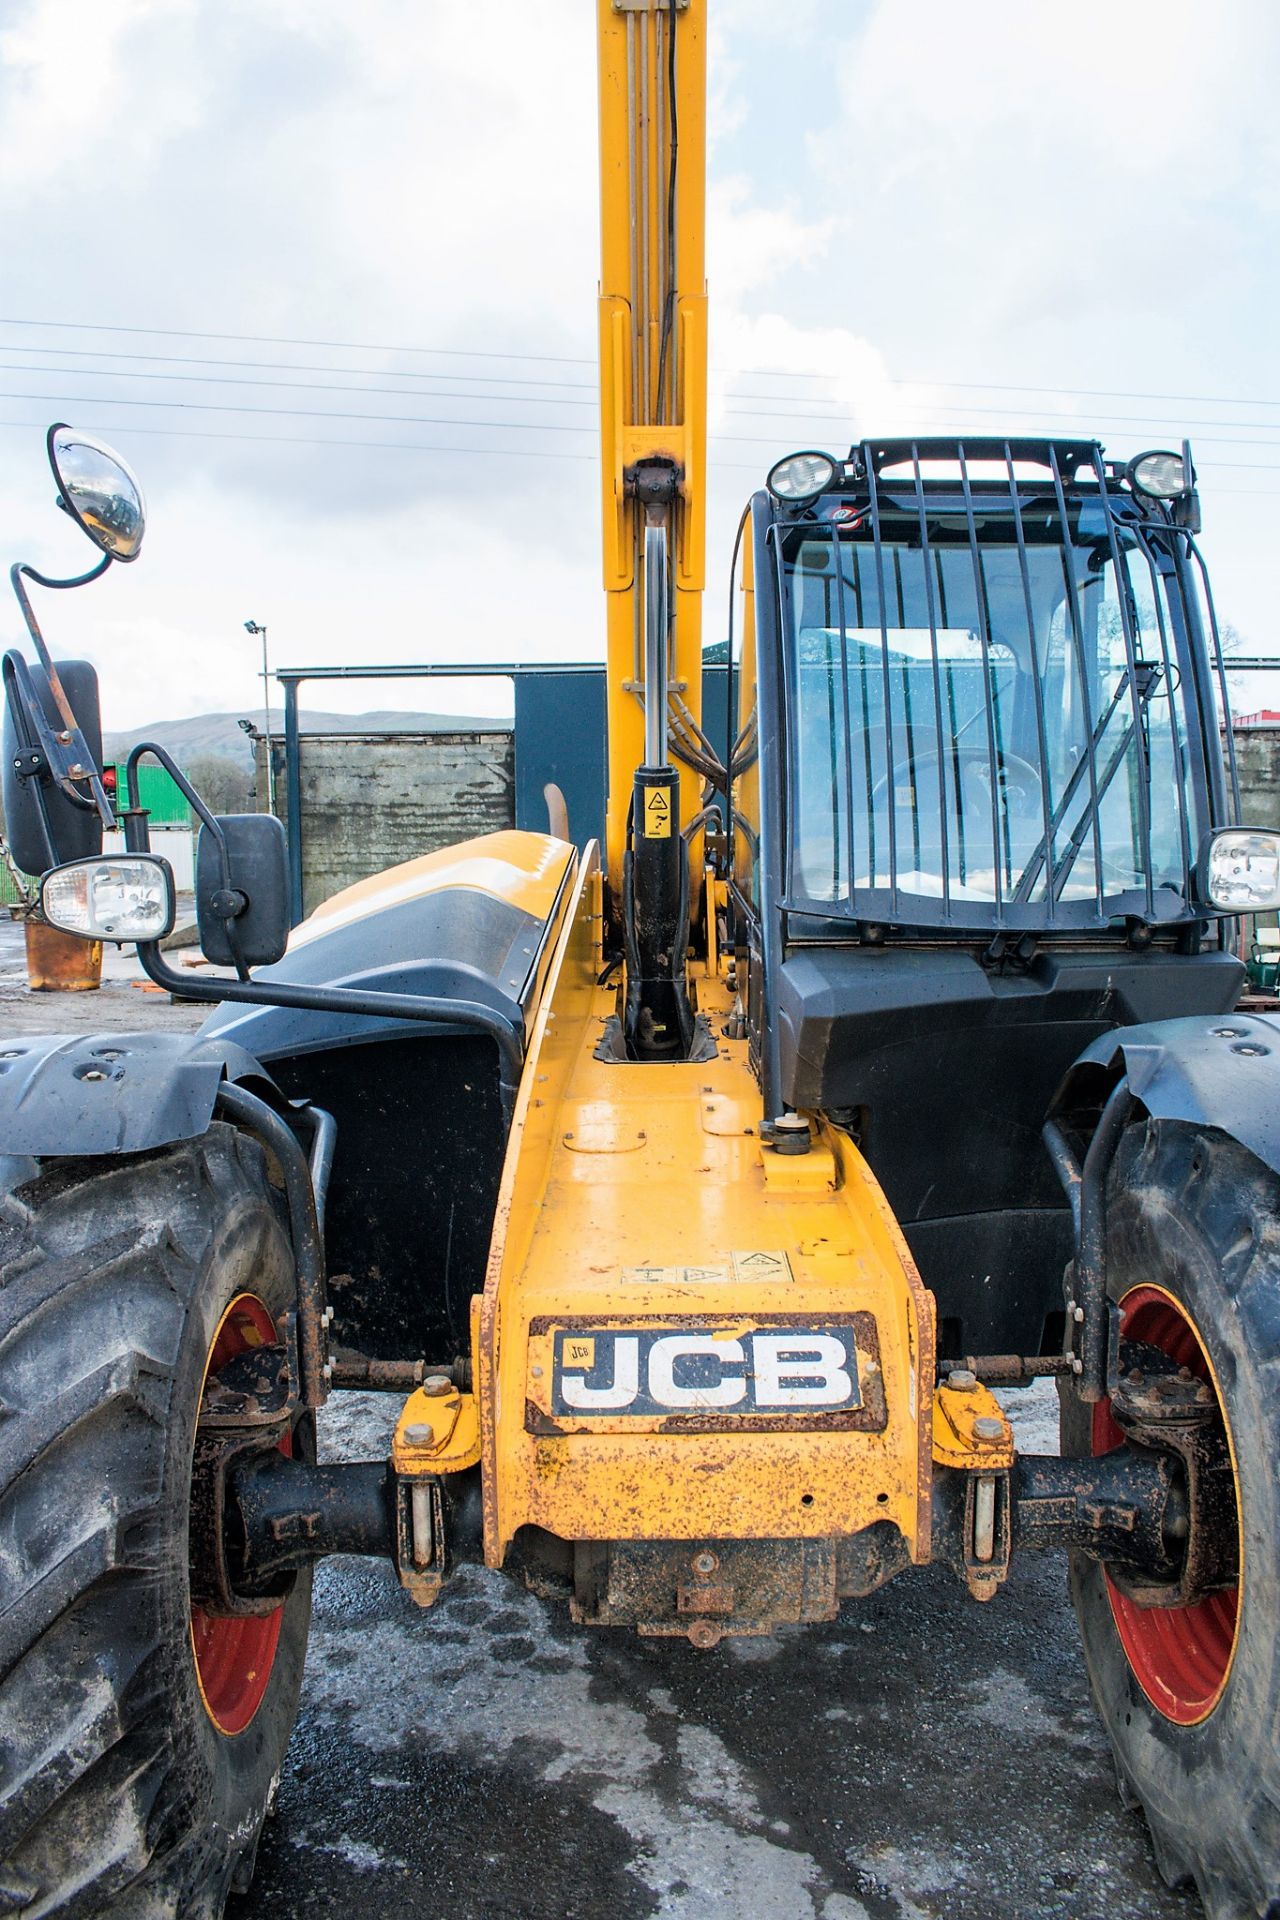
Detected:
left=813, top=0, right=1280, bottom=339
left=707, top=177, right=833, bottom=305
left=0, top=0, right=199, bottom=187
left=0, top=0, right=1274, bottom=742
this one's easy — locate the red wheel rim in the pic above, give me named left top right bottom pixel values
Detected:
left=1092, top=1284, right=1240, bottom=1726
left=189, top=1293, right=290, bottom=1737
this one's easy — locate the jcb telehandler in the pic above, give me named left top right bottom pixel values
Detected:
left=2, top=5, right=1279, bottom=1915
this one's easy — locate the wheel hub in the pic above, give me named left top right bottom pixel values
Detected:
left=189, top=1293, right=293, bottom=1738
left=1093, top=1285, right=1241, bottom=1726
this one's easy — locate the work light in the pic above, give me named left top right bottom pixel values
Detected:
left=40, top=855, right=175, bottom=943
left=767, top=450, right=837, bottom=504
left=1200, top=830, right=1280, bottom=912
left=1127, top=449, right=1191, bottom=500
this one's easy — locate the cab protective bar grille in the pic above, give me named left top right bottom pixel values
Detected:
left=775, top=437, right=1219, bottom=934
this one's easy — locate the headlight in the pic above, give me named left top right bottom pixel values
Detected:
left=1199, top=830, right=1280, bottom=912
left=1127, top=449, right=1190, bottom=500
left=767, top=450, right=837, bottom=504
left=40, top=856, right=175, bottom=942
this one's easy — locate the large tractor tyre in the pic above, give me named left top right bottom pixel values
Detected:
left=1060, top=1117, right=1280, bottom=1920
left=0, top=1123, right=313, bottom=1918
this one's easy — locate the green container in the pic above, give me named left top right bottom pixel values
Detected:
left=116, top=761, right=190, bottom=827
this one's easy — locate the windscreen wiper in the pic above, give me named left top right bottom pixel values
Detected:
left=1010, top=661, right=1162, bottom=906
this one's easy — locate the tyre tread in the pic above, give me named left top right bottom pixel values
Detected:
left=0, top=1126, right=306, bottom=1917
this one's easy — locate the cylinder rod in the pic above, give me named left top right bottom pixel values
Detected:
left=644, top=519, right=669, bottom=768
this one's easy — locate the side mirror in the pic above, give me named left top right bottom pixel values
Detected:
left=48, top=425, right=146, bottom=562
left=2, top=659, right=105, bottom=875
left=196, top=814, right=289, bottom=967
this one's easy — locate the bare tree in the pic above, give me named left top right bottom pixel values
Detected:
left=185, top=753, right=253, bottom=816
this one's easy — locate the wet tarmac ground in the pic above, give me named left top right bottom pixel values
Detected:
left=228, top=1391, right=1199, bottom=1920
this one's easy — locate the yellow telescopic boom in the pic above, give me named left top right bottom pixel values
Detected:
left=597, top=0, right=707, bottom=899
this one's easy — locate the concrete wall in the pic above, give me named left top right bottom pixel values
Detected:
left=1231, top=727, right=1280, bottom=835
left=262, top=731, right=514, bottom=918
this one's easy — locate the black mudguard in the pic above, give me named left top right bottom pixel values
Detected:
left=0, top=1032, right=278, bottom=1160
left=1049, top=1011, right=1280, bottom=1179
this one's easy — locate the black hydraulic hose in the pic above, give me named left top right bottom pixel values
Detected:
left=214, top=1082, right=328, bottom=1411
left=1075, top=1078, right=1133, bottom=1401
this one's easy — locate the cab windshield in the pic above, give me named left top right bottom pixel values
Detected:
left=781, top=494, right=1212, bottom=927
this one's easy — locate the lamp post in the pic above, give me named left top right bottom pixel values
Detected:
left=243, top=620, right=276, bottom=815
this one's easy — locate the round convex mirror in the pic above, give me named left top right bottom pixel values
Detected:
left=47, top=423, right=146, bottom=561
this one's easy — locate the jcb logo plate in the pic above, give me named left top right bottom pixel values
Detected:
left=550, top=1323, right=863, bottom=1417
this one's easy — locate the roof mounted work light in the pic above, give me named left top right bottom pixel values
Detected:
left=767, top=450, right=837, bottom=505
left=1127, top=448, right=1192, bottom=500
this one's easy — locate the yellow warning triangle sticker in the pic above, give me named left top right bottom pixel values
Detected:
left=643, top=787, right=672, bottom=838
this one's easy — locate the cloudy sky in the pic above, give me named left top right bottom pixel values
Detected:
left=0, top=0, right=1276, bottom=732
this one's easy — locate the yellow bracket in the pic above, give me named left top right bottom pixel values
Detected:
left=760, top=1131, right=838, bottom=1196
left=931, top=1378, right=1014, bottom=1471
left=393, top=1387, right=481, bottom=1477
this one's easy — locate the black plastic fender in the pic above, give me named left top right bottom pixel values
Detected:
left=0, top=1031, right=279, bottom=1159
left=1048, top=1011, right=1280, bottom=1178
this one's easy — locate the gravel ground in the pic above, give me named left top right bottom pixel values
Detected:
left=0, top=936, right=1197, bottom=1919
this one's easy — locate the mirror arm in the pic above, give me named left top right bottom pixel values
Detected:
left=126, top=741, right=253, bottom=980
left=127, top=739, right=227, bottom=853
left=8, top=560, right=115, bottom=829
left=132, top=938, right=524, bottom=1096
left=16, top=554, right=113, bottom=596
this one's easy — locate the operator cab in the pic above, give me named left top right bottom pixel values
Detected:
left=728, top=437, right=1257, bottom=1355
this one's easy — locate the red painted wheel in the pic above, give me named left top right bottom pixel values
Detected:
left=1091, top=1285, right=1239, bottom=1726
left=1061, top=1116, right=1280, bottom=1914
left=189, top=1292, right=293, bottom=1737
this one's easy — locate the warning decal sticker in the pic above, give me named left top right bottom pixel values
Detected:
left=731, top=1250, right=794, bottom=1283
left=642, top=786, right=672, bottom=838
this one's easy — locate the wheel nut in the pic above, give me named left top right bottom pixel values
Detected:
left=973, top=1415, right=1005, bottom=1442
left=422, top=1374, right=452, bottom=1396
